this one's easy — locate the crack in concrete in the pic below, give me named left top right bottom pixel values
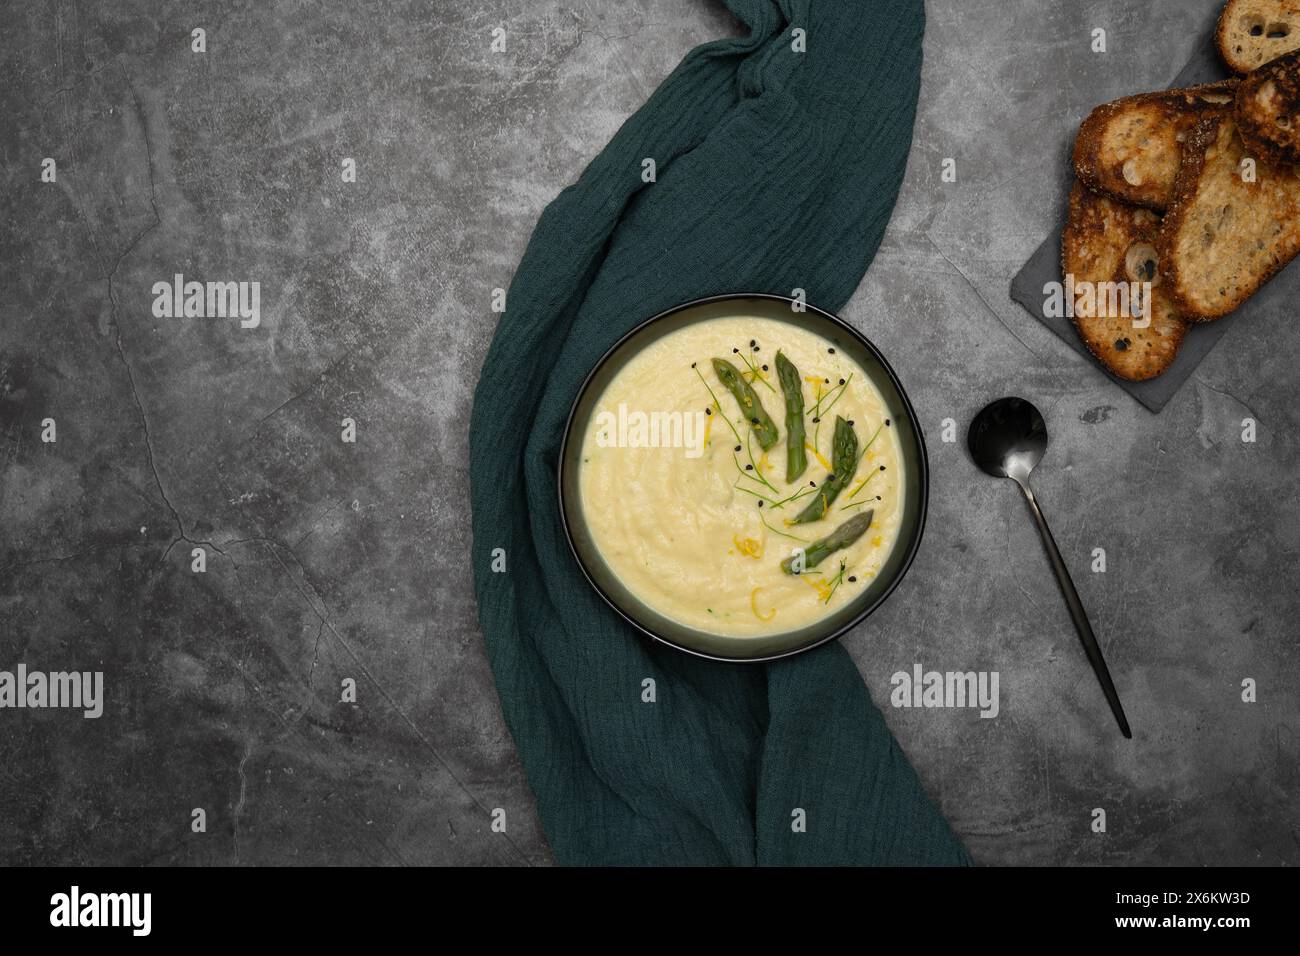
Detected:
left=924, top=231, right=1045, bottom=361
left=222, top=532, right=535, bottom=865
left=232, top=739, right=252, bottom=864
left=1195, top=377, right=1261, bottom=423
left=103, top=64, right=185, bottom=550
left=307, top=618, right=325, bottom=695
left=213, top=603, right=412, bottom=867
left=94, top=63, right=233, bottom=570
left=0, top=545, right=113, bottom=575
left=14, top=57, right=120, bottom=135
left=247, top=349, right=353, bottom=439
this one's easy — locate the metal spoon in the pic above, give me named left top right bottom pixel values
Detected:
left=968, top=397, right=1132, bottom=739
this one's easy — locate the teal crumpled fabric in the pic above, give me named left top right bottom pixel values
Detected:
left=469, top=0, right=971, bottom=865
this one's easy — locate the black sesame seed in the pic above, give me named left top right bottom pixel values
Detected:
left=824, top=377, right=830, bottom=384
left=827, top=474, right=835, bottom=482
left=875, top=495, right=881, bottom=501
left=885, top=418, right=891, bottom=426
left=732, top=347, right=739, bottom=353
left=848, top=576, right=857, bottom=583
left=745, top=464, right=754, bottom=471
left=809, top=481, right=817, bottom=487
left=691, top=362, right=697, bottom=368
left=848, top=420, right=855, bottom=426
left=752, top=345, right=760, bottom=352
left=762, top=364, right=769, bottom=371
left=838, top=378, right=845, bottom=385
left=749, top=339, right=756, bottom=347
left=812, top=417, right=821, bottom=423
left=750, top=417, right=759, bottom=424
left=879, top=465, right=886, bottom=471
left=828, top=347, right=836, bottom=354
left=757, top=501, right=764, bottom=508
left=734, top=444, right=742, bottom=452
left=705, top=407, right=712, bottom=415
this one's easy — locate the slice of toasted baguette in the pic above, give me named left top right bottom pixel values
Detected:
left=1073, top=82, right=1238, bottom=211
left=1217, top=0, right=1300, bottom=73
left=1160, top=113, right=1300, bottom=317
left=1062, top=181, right=1187, bottom=381
left=1236, top=48, right=1300, bottom=162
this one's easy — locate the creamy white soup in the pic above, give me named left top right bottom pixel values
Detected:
left=578, top=316, right=906, bottom=637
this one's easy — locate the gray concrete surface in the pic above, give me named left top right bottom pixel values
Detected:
left=2, top=0, right=1296, bottom=865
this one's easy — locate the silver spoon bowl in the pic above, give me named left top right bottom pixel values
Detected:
left=968, top=397, right=1132, bottom=739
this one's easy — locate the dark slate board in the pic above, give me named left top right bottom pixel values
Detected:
left=1010, top=30, right=1298, bottom=412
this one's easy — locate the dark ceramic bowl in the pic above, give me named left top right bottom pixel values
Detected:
left=558, top=294, right=928, bottom=662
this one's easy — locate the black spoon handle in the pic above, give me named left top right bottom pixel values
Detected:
left=1016, top=480, right=1133, bottom=739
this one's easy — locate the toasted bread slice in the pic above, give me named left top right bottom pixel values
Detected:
left=1062, top=181, right=1188, bottom=381
left=1217, top=0, right=1300, bottom=73
left=1073, top=82, right=1237, bottom=211
left=1236, top=48, right=1300, bottom=162
left=1160, top=114, right=1300, bottom=317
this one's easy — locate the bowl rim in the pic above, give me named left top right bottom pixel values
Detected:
left=556, top=292, right=930, bottom=663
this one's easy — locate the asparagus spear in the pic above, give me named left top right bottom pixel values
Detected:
left=782, top=510, right=874, bottom=574
left=774, top=351, right=806, bottom=483
left=790, top=416, right=858, bottom=524
left=712, top=358, right=779, bottom=450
